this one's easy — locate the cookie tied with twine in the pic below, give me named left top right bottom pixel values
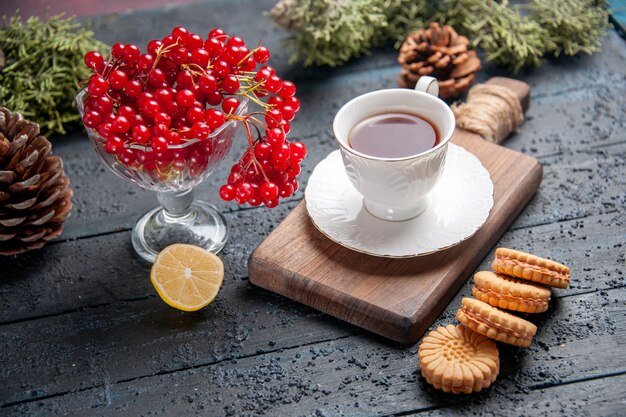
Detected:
left=0, top=107, right=73, bottom=255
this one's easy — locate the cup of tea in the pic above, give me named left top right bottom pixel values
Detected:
left=332, top=76, right=455, bottom=221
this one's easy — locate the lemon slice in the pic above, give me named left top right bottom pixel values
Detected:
left=150, top=244, right=224, bottom=311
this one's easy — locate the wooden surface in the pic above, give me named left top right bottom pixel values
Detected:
left=249, top=78, right=540, bottom=343
left=0, top=1, right=624, bottom=416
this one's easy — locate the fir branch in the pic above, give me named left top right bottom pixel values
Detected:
left=529, top=0, right=611, bottom=57
left=0, top=12, right=109, bottom=136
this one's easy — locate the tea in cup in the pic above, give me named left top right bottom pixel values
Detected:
left=332, top=76, right=455, bottom=221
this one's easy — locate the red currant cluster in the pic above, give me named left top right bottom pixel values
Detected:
left=81, top=26, right=306, bottom=208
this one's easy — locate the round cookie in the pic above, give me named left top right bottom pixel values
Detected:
left=418, top=324, right=499, bottom=394
left=472, top=271, right=551, bottom=313
left=492, top=247, right=570, bottom=288
left=456, top=297, right=537, bottom=347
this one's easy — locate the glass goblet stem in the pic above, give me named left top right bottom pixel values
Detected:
left=157, top=189, right=195, bottom=222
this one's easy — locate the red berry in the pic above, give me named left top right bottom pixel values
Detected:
left=172, top=46, right=190, bottom=65
left=280, top=105, right=295, bottom=121
left=199, top=74, right=218, bottom=94
left=222, top=75, right=240, bottom=94
left=191, top=122, right=211, bottom=140
left=222, top=97, right=240, bottom=115
left=248, top=197, right=262, bottom=207
left=84, top=51, right=104, bottom=72
left=112, top=116, right=131, bottom=133
left=205, top=109, right=225, bottom=129
left=265, top=109, right=283, bottom=128
left=253, top=46, right=270, bottom=64
left=280, top=81, right=296, bottom=98
left=175, top=70, right=195, bottom=89
left=153, top=123, right=169, bottom=138
left=88, top=75, right=108, bottom=96
left=105, top=136, right=124, bottom=154
left=191, top=48, right=210, bottom=67
left=260, top=65, right=276, bottom=76
left=264, top=197, right=279, bottom=208
left=266, top=127, right=285, bottom=146
left=176, top=89, right=195, bottom=107
left=283, top=96, right=300, bottom=112
left=254, top=142, right=272, bottom=160
left=187, top=106, right=205, bottom=123
left=123, top=44, right=140, bottom=63
left=142, top=99, right=161, bottom=117
left=208, top=28, right=227, bottom=40
left=138, top=92, right=154, bottom=107
left=235, top=182, right=254, bottom=203
left=186, top=33, right=204, bottom=50
left=111, top=43, right=125, bottom=59
left=97, top=122, right=112, bottom=138
left=204, top=37, right=223, bottom=55
left=118, top=105, right=135, bottom=119
left=154, top=112, right=171, bottom=127
left=82, top=111, right=101, bottom=128
left=119, top=148, right=136, bottom=164
left=281, top=120, right=291, bottom=134
left=151, top=136, right=169, bottom=152
left=132, top=125, right=151, bottom=143
left=260, top=182, right=279, bottom=200
left=227, top=36, right=245, bottom=47
left=279, top=181, right=295, bottom=198
left=264, top=75, right=282, bottom=93
left=172, top=26, right=190, bottom=42
left=137, top=53, right=155, bottom=71
left=147, top=39, right=162, bottom=55
left=254, top=69, right=271, bottom=82
left=240, top=57, right=256, bottom=72
left=290, top=142, right=307, bottom=161
left=108, top=70, right=128, bottom=90
left=268, top=96, right=283, bottom=107
left=148, top=68, right=166, bottom=86
left=213, top=60, right=230, bottom=78
left=125, top=80, right=142, bottom=97
left=219, top=184, right=236, bottom=201
left=161, top=34, right=176, bottom=47
left=205, top=90, right=223, bottom=106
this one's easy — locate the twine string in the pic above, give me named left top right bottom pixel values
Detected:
left=452, top=84, right=524, bottom=144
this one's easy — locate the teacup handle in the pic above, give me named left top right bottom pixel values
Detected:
left=415, top=76, right=439, bottom=97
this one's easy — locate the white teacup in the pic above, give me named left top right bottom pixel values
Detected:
left=332, top=77, right=455, bottom=221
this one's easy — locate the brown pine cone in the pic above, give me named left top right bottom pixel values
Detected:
left=0, top=107, right=73, bottom=255
left=397, top=22, right=481, bottom=99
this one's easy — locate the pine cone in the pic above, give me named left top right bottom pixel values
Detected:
left=0, top=107, right=73, bottom=255
left=397, top=23, right=481, bottom=99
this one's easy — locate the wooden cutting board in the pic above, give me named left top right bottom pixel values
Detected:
left=248, top=77, right=541, bottom=344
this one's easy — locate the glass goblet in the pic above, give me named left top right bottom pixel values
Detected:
left=77, top=91, right=248, bottom=262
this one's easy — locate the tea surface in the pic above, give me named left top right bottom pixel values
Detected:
left=349, top=112, right=439, bottom=158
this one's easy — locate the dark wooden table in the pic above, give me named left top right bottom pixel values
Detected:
left=1, top=1, right=625, bottom=416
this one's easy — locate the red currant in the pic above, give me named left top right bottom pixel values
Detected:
left=132, top=124, right=151, bottom=143
left=172, top=26, right=190, bottom=42
left=82, top=111, right=101, bottom=128
left=108, top=70, right=128, bottom=90
left=185, top=33, right=204, bottom=50
left=290, top=142, right=307, bottom=161
left=280, top=81, right=296, bottom=97
left=199, top=74, right=218, bottom=94
left=222, top=97, right=240, bottom=115
left=84, top=51, right=104, bottom=72
left=88, top=75, right=108, bottom=96
left=111, top=43, right=125, bottom=59
left=222, top=75, right=240, bottom=94
left=205, top=109, right=225, bottom=129
left=176, top=89, right=195, bottom=107
left=112, top=116, right=130, bottom=133
left=260, top=182, right=279, bottom=200
left=191, top=48, right=210, bottom=67
left=253, top=46, right=270, bottom=64
left=219, top=184, right=236, bottom=201
left=254, top=142, right=272, bottom=160
left=125, top=80, right=142, bottom=97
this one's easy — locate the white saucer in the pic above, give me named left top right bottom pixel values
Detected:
left=304, top=144, right=494, bottom=258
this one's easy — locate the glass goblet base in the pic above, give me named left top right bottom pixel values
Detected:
left=131, top=197, right=228, bottom=263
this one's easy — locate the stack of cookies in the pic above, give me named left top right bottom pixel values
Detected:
left=418, top=248, right=571, bottom=394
